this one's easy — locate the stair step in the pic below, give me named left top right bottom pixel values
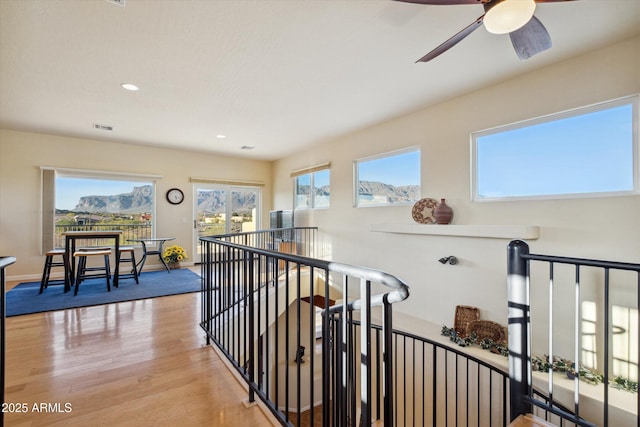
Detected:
left=508, top=414, right=557, bottom=427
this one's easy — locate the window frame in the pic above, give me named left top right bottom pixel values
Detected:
left=293, top=165, right=330, bottom=210
left=41, top=167, right=160, bottom=252
left=192, top=182, right=262, bottom=258
left=471, top=95, right=639, bottom=202
left=353, top=146, right=421, bottom=208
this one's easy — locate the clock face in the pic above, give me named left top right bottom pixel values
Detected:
left=166, top=188, right=184, bottom=205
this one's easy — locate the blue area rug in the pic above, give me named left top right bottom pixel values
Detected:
left=5, top=269, right=201, bottom=317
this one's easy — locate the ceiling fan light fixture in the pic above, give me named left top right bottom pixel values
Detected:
left=483, top=0, right=536, bottom=35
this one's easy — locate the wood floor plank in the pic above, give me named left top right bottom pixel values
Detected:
left=4, top=278, right=276, bottom=427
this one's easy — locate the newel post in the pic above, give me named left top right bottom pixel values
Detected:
left=507, top=240, right=532, bottom=420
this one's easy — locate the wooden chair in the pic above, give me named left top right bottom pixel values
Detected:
left=73, top=249, right=112, bottom=295
left=39, top=248, right=67, bottom=294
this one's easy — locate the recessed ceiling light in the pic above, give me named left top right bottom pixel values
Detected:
left=216, top=135, right=226, bottom=139
left=121, top=83, right=139, bottom=91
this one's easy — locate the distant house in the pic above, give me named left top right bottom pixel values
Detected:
left=73, top=214, right=104, bottom=225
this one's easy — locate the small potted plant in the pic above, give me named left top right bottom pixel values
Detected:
left=163, top=244, right=188, bottom=269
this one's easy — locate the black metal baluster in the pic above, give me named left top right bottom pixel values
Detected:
left=603, top=267, right=610, bottom=427
left=637, top=272, right=640, bottom=427
left=466, top=358, right=470, bottom=427
left=322, top=268, right=331, bottom=426
left=422, top=341, right=426, bottom=426
left=309, top=267, right=315, bottom=427
left=273, top=248, right=279, bottom=413
left=375, top=328, right=381, bottom=422
left=549, top=262, right=555, bottom=413
left=248, top=247, right=255, bottom=404
left=574, top=265, right=581, bottom=421
left=285, top=259, right=290, bottom=424
left=455, top=354, right=459, bottom=427
left=296, top=264, right=301, bottom=427
left=477, top=360, right=481, bottom=424
left=432, top=344, right=437, bottom=427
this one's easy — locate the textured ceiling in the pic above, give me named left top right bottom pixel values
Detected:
left=1, top=0, right=639, bottom=160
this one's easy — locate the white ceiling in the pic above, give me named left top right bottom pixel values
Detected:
left=1, top=0, right=638, bottom=160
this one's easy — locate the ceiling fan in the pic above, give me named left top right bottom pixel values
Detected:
left=394, top=0, right=577, bottom=62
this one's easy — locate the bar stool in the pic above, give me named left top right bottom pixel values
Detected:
left=74, top=249, right=112, bottom=295
left=75, top=247, right=111, bottom=282
left=118, top=246, right=139, bottom=284
left=39, top=248, right=67, bottom=294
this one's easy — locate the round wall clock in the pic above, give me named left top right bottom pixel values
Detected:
left=166, top=188, right=184, bottom=205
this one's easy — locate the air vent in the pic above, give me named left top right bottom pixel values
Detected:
left=241, top=146, right=255, bottom=150
left=106, top=0, right=125, bottom=6
left=93, top=124, right=113, bottom=131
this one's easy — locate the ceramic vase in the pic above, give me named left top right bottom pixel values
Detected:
left=434, top=198, right=453, bottom=224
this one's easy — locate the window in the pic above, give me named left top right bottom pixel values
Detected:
left=354, top=147, right=420, bottom=207
left=41, top=168, right=159, bottom=251
left=293, top=164, right=330, bottom=209
left=472, top=95, right=638, bottom=201
left=193, top=183, right=261, bottom=257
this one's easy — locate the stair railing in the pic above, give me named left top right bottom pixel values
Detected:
left=199, top=227, right=409, bottom=426
left=507, top=240, right=640, bottom=427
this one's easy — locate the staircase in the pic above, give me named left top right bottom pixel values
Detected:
left=508, top=414, right=557, bottom=427
left=199, top=227, right=409, bottom=426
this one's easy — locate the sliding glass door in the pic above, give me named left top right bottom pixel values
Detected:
left=193, top=183, right=261, bottom=259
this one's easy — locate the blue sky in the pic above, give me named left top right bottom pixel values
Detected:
left=56, top=177, right=150, bottom=210
left=358, top=150, right=420, bottom=187
left=476, top=103, right=634, bottom=198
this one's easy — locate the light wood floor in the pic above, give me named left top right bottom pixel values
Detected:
left=3, top=273, right=276, bottom=427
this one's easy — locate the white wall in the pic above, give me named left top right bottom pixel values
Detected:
left=271, top=36, right=640, bottom=354
left=0, top=129, right=273, bottom=278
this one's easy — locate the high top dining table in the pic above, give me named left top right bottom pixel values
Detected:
left=62, top=230, right=123, bottom=292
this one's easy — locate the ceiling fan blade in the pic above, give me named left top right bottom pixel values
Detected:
left=416, top=15, right=484, bottom=62
left=509, top=16, right=552, bottom=60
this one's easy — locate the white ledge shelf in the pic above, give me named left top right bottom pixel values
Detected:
left=370, top=223, right=540, bottom=240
